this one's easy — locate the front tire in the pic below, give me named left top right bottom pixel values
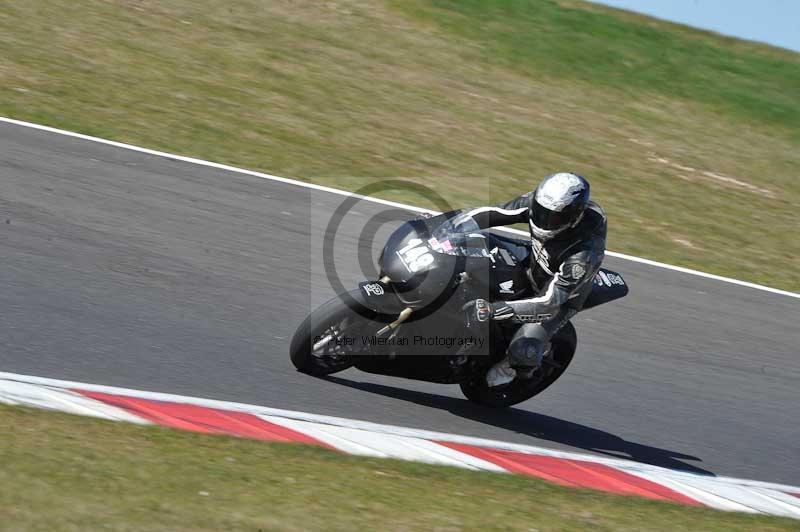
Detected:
left=290, top=291, right=386, bottom=376
left=460, top=321, right=577, bottom=408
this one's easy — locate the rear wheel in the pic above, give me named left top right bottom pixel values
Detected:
left=290, top=292, right=387, bottom=376
left=460, top=321, right=577, bottom=408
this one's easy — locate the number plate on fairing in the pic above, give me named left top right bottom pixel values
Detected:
left=396, top=238, right=434, bottom=273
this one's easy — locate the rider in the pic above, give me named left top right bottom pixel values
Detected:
left=460, top=172, right=607, bottom=387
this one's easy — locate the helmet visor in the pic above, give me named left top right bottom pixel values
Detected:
left=530, top=203, right=574, bottom=231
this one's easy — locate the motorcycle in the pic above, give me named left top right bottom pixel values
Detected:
left=290, top=211, right=628, bottom=407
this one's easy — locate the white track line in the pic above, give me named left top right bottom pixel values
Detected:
left=0, top=379, right=149, bottom=423
left=260, top=415, right=507, bottom=471
left=1, top=115, right=797, bottom=300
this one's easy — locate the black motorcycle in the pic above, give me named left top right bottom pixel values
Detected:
left=290, top=211, right=628, bottom=407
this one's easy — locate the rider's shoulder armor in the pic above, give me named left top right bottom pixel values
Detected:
left=528, top=201, right=607, bottom=285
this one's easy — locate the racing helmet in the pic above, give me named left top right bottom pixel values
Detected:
left=528, top=172, right=590, bottom=240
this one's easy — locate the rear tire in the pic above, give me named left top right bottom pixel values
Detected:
left=460, top=321, right=577, bottom=408
left=290, top=291, right=387, bottom=376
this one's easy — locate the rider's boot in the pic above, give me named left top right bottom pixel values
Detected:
left=486, top=341, right=551, bottom=387
left=485, top=357, right=516, bottom=387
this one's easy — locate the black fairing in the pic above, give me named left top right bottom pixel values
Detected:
left=379, top=220, right=426, bottom=285
left=582, top=268, right=629, bottom=310
left=378, top=217, right=461, bottom=308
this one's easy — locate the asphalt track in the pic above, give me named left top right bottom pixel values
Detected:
left=1, top=122, right=798, bottom=484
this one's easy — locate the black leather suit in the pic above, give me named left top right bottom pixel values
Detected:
left=462, top=193, right=607, bottom=370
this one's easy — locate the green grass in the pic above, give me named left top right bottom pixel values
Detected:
left=402, top=0, right=800, bottom=131
left=1, top=404, right=797, bottom=531
left=1, top=0, right=798, bottom=290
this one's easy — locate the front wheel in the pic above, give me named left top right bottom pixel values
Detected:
left=290, top=291, right=388, bottom=376
left=459, top=321, right=577, bottom=408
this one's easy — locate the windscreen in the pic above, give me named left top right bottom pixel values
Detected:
left=429, top=213, right=490, bottom=258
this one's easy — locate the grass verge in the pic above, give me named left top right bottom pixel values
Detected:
left=1, top=403, right=797, bottom=531
left=1, top=0, right=798, bottom=290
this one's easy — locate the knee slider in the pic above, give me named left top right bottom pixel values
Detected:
left=508, top=336, right=546, bottom=369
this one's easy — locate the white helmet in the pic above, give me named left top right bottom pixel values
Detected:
left=528, top=172, right=590, bottom=240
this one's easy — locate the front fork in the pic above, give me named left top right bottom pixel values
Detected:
left=313, top=276, right=415, bottom=352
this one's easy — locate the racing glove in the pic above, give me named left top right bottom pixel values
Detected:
left=463, top=299, right=515, bottom=328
